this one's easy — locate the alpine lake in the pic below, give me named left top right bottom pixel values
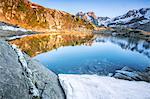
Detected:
left=10, top=31, right=150, bottom=75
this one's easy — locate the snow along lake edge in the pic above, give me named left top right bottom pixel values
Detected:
left=59, top=74, right=150, bottom=99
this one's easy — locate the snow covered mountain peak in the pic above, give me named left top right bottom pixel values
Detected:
left=139, top=8, right=150, bottom=15
left=98, top=8, right=150, bottom=31
left=76, top=11, right=109, bottom=26
left=76, top=8, right=150, bottom=31
left=115, top=8, right=150, bottom=21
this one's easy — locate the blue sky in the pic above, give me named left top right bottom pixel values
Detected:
left=31, top=0, right=150, bottom=18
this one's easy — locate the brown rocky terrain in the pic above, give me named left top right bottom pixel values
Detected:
left=0, top=0, right=95, bottom=32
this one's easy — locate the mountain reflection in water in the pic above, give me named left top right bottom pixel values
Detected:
left=93, top=34, right=150, bottom=58
left=10, top=32, right=93, bottom=57
left=34, top=34, right=150, bottom=75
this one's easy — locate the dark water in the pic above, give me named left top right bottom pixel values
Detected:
left=33, top=34, right=150, bottom=75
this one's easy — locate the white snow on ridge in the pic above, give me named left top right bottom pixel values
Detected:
left=139, top=20, right=150, bottom=24
left=113, top=16, right=134, bottom=24
left=0, top=25, right=28, bottom=32
left=59, top=74, right=150, bottom=99
left=99, top=8, right=150, bottom=27
left=145, top=10, right=150, bottom=19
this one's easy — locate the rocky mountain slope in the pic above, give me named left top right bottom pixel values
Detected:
left=99, top=8, right=150, bottom=31
left=0, top=0, right=94, bottom=32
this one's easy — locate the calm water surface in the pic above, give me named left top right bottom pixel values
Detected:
left=33, top=34, right=150, bottom=75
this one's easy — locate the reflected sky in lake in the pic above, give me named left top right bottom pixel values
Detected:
left=34, top=35, right=150, bottom=75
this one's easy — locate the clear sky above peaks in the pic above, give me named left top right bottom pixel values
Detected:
left=31, top=0, right=150, bottom=18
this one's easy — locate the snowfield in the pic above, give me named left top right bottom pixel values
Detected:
left=59, top=74, right=150, bottom=99
left=0, top=25, right=28, bottom=32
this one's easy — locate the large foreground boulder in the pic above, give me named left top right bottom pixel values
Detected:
left=0, top=40, right=65, bottom=99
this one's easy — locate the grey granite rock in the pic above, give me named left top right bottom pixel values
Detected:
left=0, top=40, right=31, bottom=99
left=24, top=54, right=65, bottom=99
left=0, top=40, right=65, bottom=99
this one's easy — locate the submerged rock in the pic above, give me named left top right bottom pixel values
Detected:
left=140, top=66, right=150, bottom=82
left=113, top=66, right=150, bottom=82
left=114, top=70, right=143, bottom=81
left=120, top=66, right=134, bottom=72
left=0, top=40, right=65, bottom=99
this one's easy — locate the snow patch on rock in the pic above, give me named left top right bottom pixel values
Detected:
left=0, top=25, right=29, bottom=32
left=11, top=44, right=40, bottom=98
